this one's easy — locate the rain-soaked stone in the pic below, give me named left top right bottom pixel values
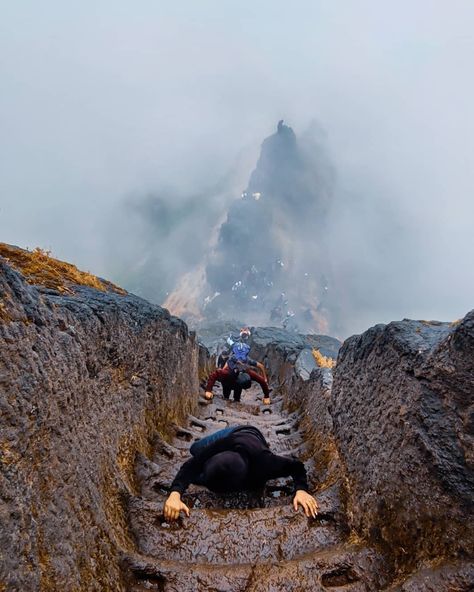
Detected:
left=125, top=381, right=389, bottom=591
left=3, top=246, right=471, bottom=591
left=0, top=254, right=200, bottom=592
left=332, top=312, right=474, bottom=580
left=295, top=347, right=318, bottom=380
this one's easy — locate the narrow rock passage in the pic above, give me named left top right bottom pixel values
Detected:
left=124, top=382, right=385, bottom=592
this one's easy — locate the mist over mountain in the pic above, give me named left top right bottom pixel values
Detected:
left=203, top=121, right=335, bottom=332
left=1, top=4, right=473, bottom=589
left=2, top=2, right=473, bottom=337
left=112, top=120, right=335, bottom=333
left=115, top=120, right=417, bottom=338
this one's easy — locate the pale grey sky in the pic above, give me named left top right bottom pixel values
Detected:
left=1, top=1, right=473, bottom=334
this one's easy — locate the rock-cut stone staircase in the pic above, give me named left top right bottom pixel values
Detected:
left=123, top=383, right=386, bottom=592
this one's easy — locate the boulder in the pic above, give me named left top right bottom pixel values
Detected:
left=194, top=320, right=244, bottom=356
left=295, top=348, right=318, bottom=380
left=0, top=257, right=200, bottom=591
left=250, top=326, right=340, bottom=359
left=331, top=312, right=474, bottom=577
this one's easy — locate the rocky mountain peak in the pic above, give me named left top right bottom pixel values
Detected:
left=201, top=121, right=334, bottom=333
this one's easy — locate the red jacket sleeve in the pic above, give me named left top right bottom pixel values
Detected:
left=206, top=368, right=230, bottom=392
left=247, top=369, right=270, bottom=397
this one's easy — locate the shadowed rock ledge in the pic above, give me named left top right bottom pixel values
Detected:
left=1, top=244, right=473, bottom=591
left=245, top=317, right=474, bottom=589
left=332, top=313, right=474, bottom=583
left=0, top=253, right=200, bottom=591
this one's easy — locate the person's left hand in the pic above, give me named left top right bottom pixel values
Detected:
left=164, top=492, right=190, bottom=521
left=263, top=397, right=271, bottom=405
left=293, top=490, right=318, bottom=518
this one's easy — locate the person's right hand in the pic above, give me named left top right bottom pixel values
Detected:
left=164, top=492, right=190, bottom=521
left=293, top=490, right=318, bottom=518
left=204, top=391, right=214, bottom=400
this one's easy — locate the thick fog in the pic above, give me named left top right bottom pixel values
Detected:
left=1, top=1, right=473, bottom=338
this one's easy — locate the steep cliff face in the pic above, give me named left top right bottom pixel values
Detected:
left=2, top=244, right=473, bottom=591
left=205, top=122, right=334, bottom=333
left=160, top=121, right=336, bottom=334
left=332, top=312, right=474, bottom=579
left=0, top=252, right=201, bottom=591
left=245, top=320, right=473, bottom=589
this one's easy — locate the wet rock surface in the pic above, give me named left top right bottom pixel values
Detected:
left=385, top=560, right=474, bottom=592
left=123, top=383, right=388, bottom=591
left=332, top=312, right=474, bottom=583
left=2, top=245, right=473, bottom=591
left=250, top=326, right=340, bottom=361
left=195, top=320, right=245, bottom=356
left=0, top=259, right=200, bottom=591
left=295, top=348, right=318, bottom=380
left=124, top=314, right=474, bottom=591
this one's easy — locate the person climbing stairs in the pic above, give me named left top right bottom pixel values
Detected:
left=123, top=382, right=386, bottom=591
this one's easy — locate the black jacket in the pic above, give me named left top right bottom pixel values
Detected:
left=170, top=426, right=308, bottom=494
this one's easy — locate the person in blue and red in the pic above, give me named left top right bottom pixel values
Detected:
left=207, top=326, right=270, bottom=404
left=204, top=364, right=271, bottom=405
left=163, top=424, right=319, bottom=521
left=217, top=327, right=267, bottom=381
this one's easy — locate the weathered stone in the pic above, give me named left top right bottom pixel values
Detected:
left=125, top=375, right=388, bottom=592
left=3, top=244, right=472, bottom=591
left=128, top=498, right=344, bottom=564
left=385, top=560, right=474, bottom=591
left=0, top=259, right=200, bottom=591
left=295, top=348, right=318, bottom=380
left=331, top=313, right=474, bottom=579
left=195, top=320, right=244, bottom=356
left=250, top=326, right=340, bottom=360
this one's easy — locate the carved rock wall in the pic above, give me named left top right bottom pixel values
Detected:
left=0, top=260, right=200, bottom=591
left=332, top=313, right=474, bottom=577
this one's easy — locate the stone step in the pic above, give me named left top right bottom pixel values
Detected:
left=124, top=385, right=388, bottom=591
left=123, top=543, right=387, bottom=592
left=138, top=476, right=296, bottom=509
left=127, top=494, right=346, bottom=565
left=172, top=414, right=303, bottom=442
left=142, top=419, right=306, bottom=493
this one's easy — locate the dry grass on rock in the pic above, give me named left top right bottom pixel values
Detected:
left=312, top=348, right=336, bottom=369
left=0, top=243, right=126, bottom=295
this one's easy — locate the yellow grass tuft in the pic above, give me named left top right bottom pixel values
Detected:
left=312, top=348, right=336, bottom=369
left=0, top=243, right=126, bottom=295
left=0, top=301, right=10, bottom=322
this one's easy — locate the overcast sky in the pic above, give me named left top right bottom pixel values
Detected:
left=1, top=1, right=473, bottom=335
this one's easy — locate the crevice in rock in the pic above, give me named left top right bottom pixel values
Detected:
left=321, top=565, right=359, bottom=587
